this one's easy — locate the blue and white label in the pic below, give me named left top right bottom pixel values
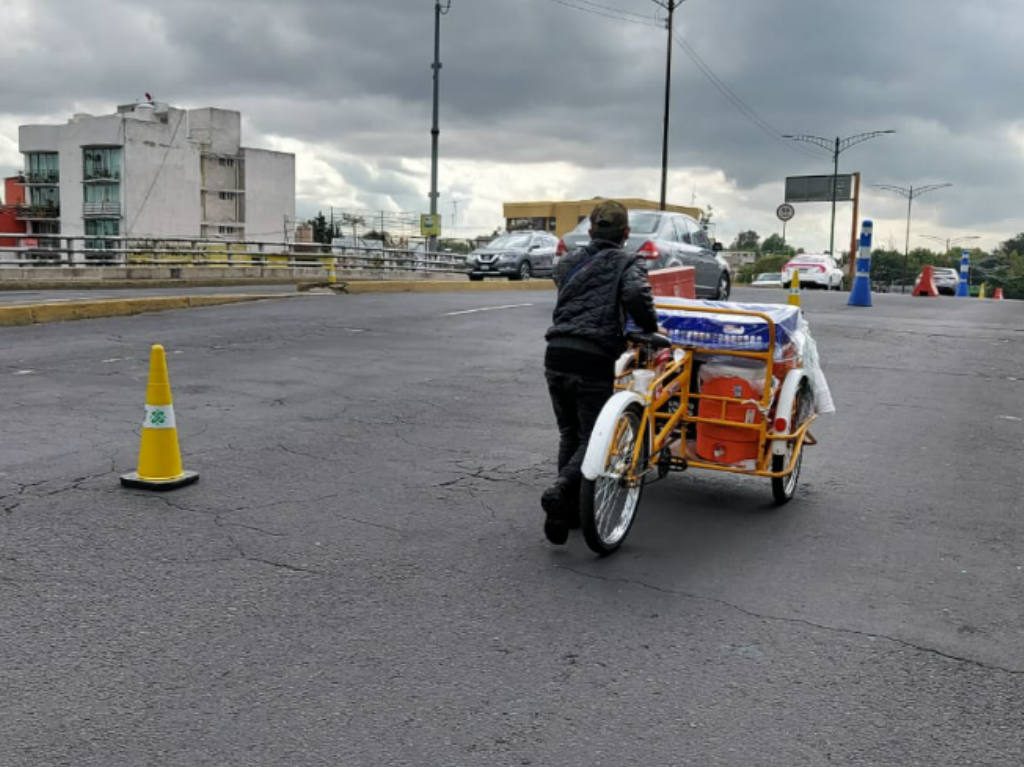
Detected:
left=143, top=404, right=176, bottom=429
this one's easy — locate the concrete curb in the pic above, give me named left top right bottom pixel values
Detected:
left=0, top=294, right=282, bottom=327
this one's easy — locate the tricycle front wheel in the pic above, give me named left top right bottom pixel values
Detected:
left=581, top=403, right=645, bottom=555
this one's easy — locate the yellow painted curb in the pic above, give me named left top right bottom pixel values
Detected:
left=0, top=294, right=281, bottom=327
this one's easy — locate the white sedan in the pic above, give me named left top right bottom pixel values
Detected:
left=782, top=254, right=845, bottom=290
left=751, top=271, right=783, bottom=288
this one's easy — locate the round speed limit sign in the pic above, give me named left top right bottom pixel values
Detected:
left=776, top=203, right=795, bottom=222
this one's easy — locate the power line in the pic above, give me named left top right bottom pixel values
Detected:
left=673, top=37, right=824, bottom=160
left=544, top=0, right=662, bottom=27
left=544, top=0, right=824, bottom=160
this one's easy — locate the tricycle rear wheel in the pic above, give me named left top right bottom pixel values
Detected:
left=581, top=403, right=645, bottom=555
left=771, top=383, right=813, bottom=504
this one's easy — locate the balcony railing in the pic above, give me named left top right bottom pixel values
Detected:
left=25, top=171, right=60, bottom=184
left=15, top=204, right=60, bottom=219
left=83, top=168, right=121, bottom=181
left=83, top=201, right=121, bottom=216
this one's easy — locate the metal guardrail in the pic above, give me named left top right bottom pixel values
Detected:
left=0, top=233, right=471, bottom=273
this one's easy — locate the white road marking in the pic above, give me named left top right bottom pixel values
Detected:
left=13, top=369, right=34, bottom=375
left=102, top=358, right=123, bottom=363
left=997, top=415, right=1021, bottom=422
left=444, top=303, right=534, bottom=316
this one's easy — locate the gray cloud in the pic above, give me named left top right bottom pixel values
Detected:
left=3, top=0, right=1023, bottom=248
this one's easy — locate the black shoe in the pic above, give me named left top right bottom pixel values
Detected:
left=541, top=479, right=569, bottom=518
left=543, top=517, right=569, bottom=545
left=541, top=478, right=572, bottom=545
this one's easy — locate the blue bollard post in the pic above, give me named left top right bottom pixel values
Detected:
left=956, top=249, right=970, bottom=297
left=847, top=220, right=873, bottom=307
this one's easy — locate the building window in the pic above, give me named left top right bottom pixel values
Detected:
left=506, top=216, right=556, bottom=232
left=26, top=152, right=59, bottom=184
left=84, top=184, right=120, bottom=204
left=85, top=218, right=119, bottom=250
left=218, top=157, right=235, bottom=167
left=83, top=147, right=122, bottom=181
left=218, top=225, right=236, bottom=234
left=218, top=191, right=236, bottom=200
left=28, top=185, right=60, bottom=209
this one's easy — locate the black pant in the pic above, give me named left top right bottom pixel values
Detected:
left=545, top=368, right=614, bottom=498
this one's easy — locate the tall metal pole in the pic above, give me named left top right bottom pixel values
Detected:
left=658, top=1, right=679, bottom=210
left=429, top=1, right=450, bottom=252
left=829, top=136, right=839, bottom=257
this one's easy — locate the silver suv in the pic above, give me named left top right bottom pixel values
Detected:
left=556, top=209, right=730, bottom=300
left=465, top=230, right=558, bottom=281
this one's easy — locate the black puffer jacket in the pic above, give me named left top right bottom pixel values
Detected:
left=545, top=240, right=660, bottom=359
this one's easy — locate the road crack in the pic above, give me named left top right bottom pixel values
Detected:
left=558, top=565, right=1024, bottom=675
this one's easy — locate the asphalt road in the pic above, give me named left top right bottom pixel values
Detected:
left=2, top=287, right=1022, bottom=766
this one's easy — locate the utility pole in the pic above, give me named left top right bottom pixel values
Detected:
left=429, top=1, right=452, bottom=253
left=873, top=182, right=951, bottom=291
left=653, top=0, right=683, bottom=210
left=782, top=130, right=895, bottom=257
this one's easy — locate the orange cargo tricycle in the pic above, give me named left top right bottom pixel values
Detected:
left=578, top=298, right=830, bottom=555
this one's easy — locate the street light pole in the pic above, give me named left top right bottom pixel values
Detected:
left=920, top=234, right=980, bottom=257
left=653, top=0, right=683, bottom=211
left=782, top=130, right=895, bottom=257
left=428, top=0, right=452, bottom=253
left=873, top=183, right=951, bottom=291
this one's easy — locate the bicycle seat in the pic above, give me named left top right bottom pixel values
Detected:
left=626, top=331, right=672, bottom=349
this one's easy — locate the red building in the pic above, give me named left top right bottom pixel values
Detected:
left=0, top=175, right=28, bottom=247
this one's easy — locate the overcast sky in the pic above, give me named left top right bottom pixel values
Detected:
left=3, top=0, right=1023, bottom=253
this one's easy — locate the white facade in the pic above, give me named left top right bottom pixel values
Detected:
left=17, top=102, right=295, bottom=246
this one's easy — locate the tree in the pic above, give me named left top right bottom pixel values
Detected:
left=730, top=230, right=760, bottom=252
left=307, top=211, right=336, bottom=245
left=760, top=233, right=795, bottom=257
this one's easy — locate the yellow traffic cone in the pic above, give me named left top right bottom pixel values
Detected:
left=121, top=344, right=199, bottom=490
left=978, top=283, right=986, bottom=299
left=787, top=270, right=801, bottom=306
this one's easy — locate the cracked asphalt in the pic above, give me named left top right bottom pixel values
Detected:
left=2, top=287, right=1022, bottom=766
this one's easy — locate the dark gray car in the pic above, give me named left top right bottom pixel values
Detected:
left=556, top=209, right=731, bottom=299
left=465, top=230, right=558, bottom=281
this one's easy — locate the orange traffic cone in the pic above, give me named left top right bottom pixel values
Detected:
left=121, top=344, right=199, bottom=490
left=912, top=264, right=938, bottom=296
left=993, top=287, right=1005, bottom=300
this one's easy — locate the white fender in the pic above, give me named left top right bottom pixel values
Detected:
left=582, top=390, right=645, bottom=480
left=771, top=368, right=809, bottom=456
left=581, top=389, right=643, bottom=479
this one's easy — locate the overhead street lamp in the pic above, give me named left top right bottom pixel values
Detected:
left=652, top=0, right=684, bottom=210
left=873, top=182, right=952, bottom=291
left=782, top=130, right=895, bottom=258
left=919, top=233, right=980, bottom=255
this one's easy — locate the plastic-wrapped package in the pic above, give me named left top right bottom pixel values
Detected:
left=628, top=298, right=835, bottom=415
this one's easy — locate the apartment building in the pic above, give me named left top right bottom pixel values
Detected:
left=17, top=102, right=295, bottom=249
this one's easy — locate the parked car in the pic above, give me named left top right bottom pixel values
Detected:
left=465, top=230, right=558, bottom=281
left=556, top=209, right=731, bottom=299
left=917, top=266, right=960, bottom=295
left=781, top=254, right=845, bottom=290
left=750, top=272, right=783, bottom=288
